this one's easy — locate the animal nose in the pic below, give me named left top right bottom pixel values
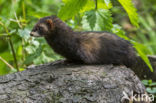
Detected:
left=30, top=32, right=33, bottom=36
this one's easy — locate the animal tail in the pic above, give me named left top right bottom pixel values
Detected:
left=131, top=56, right=156, bottom=81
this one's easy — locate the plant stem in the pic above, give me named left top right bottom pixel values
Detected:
left=0, top=21, right=19, bottom=72
left=14, top=12, right=22, bottom=28
left=95, top=0, right=98, bottom=10
left=8, top=37, right=19, bottom=72
left=0, top=21, right=9, bottom=34
left=22, top=0, right=26, bottom=21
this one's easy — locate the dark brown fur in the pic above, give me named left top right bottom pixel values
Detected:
left=30, top=16, right=156, bottom=80
left=30, top=16, right=137, bottom=67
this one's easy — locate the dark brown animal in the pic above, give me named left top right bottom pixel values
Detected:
left=30, top=15, right=155, bottom=80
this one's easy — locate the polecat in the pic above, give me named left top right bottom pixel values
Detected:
left=30, top=15, right=155, bottom=80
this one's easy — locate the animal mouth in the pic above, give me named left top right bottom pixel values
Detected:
left=30, top=32, right=41, bottom=37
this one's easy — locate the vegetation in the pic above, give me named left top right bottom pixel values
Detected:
left=0, top=0, right=155, bottom=95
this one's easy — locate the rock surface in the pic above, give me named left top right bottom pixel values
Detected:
left=0, top=61, right=147, bottom=103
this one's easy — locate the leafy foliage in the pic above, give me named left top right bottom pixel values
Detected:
left=136, top=16, right=156, bottom=55
left=85, top=9, right=112, bottom=31
left=24, top=45, right=42, bottom=65
left=58, top=0, right=87, bottom=20
left=81, top=0, right=112, bottom=12
left=96, top=9, right=113, bottom=31
left=85, top=10, right=96, bottom=30
left=0, top=0, right=62, bottom=75
left=142, top=80, right=156, bottom=94
left=118, top=0, right=139, bottom=27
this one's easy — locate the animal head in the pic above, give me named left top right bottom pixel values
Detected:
left=30, top=16, right=55, bottom=37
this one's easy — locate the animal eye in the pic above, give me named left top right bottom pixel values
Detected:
left=38, top=27, right=43, bottom=31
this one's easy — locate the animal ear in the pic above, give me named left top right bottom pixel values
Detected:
left=46, top=19, right=54, bottom=30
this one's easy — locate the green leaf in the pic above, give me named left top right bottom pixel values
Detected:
left=0, top=61, right=9, bottom=75
left=82, top=15, right=91, bottom=30
left=0, top=52, right=14, bottom=61
left=62, top=0, right=70, bottom=3
left=142, top=80, right=156, bottom=86
left=142, top=80, right=149, bottom=86
left=81, top=0, right=112, bottom=13
left=111, top=24, right=153, bottom=72
left=0, top=52, right=13, bottom=75
left=112, top=24, right=128, bottom=40
left=149, top=82, right=156, bottom=86
left=85, top=10, right=96, bottom=30
left=9, top=68, right=17, bottom=73
left=103, top=0, right=111, bottom=7
left=97, top=9, right=113, bottom=31
left=24, top=45, right=42, bottom=65
left=132, top=42, right=153, bottom=72
left=18, top=28, right=30, bottom=40
left=82, top=9, right=113, bottom=31
left=58, top=0, right=88, bottom=20
left=146, top=87, right=156, bottom=94
left=118, top=0, right=139, bottom=27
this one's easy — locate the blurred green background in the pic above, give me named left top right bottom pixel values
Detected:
left=0, top=0, right=156, bottom=95
left=0, top=0, right=62, bottom=74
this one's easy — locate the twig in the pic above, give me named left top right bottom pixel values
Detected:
left=14, top=12, right=23, bottom=28
left=0, top=35, right=11, bottom=38
left=0, top=56, right=15, bottom=70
